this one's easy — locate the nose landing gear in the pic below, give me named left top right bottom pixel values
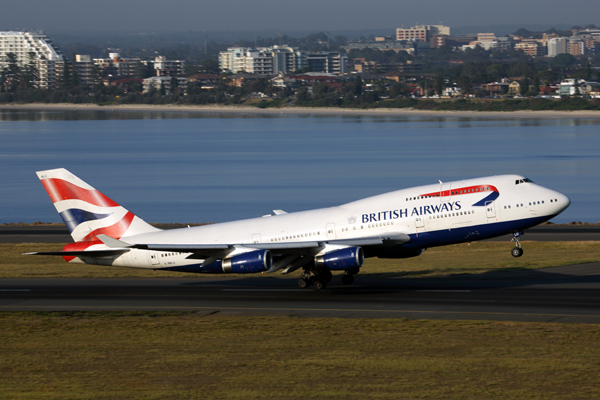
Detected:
left=511, top=231, right=524, bottom=257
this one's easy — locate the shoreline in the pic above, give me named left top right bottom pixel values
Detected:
left=3, top=102, right=600, bottom=119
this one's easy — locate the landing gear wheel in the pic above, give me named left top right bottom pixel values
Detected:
left=511, top=247, right=523, bottom=258
left=322, top=269, right=332, bottom=283
left=342, top=274, right=354, bottom=285
left=313, top=280, right=326, bottom=291
left=298, top=278, right=309, bottom=289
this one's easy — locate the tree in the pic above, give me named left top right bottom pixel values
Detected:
left=201, top=58, right=220, bottom=74
left=354, top=75, right=363, bottom=96
left=550, top=53, right=577, bottom=69
left=3, top=52, right=20, bottom=92
left=21, top=52, right=39, bottom=89
left=434, top=75, right=444, bottom=96
left=457, top=75, right=471, bottom=96
left=296, top=86, right=310, bottom=102
left=520, top=76, right=529, bottom=96
left=389, top=82, right=408, bottom=98
left=533, top=75, right=540, bottom=95
left=170, top=76, right=179, bottom=94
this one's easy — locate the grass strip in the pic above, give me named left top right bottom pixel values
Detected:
left=0, top=312, right=599, bottom=399
left=2, top=241, right=600, bottom=279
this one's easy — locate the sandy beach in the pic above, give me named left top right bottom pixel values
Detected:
left=3, top=102, right=600, bottom=119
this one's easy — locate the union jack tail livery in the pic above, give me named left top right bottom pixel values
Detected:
left=37, top=168, right=160, bottom=260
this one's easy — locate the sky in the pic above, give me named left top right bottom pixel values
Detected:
left=1, top=0, right=598, bottom=33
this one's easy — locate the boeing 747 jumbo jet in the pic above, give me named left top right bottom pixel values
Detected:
left=27, top=168, right=570, bottom=290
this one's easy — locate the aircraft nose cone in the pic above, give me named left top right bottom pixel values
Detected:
left=555, top=191, right=571, bottom=213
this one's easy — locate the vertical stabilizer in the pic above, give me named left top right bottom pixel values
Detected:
left=37, top=168, right=161, bottom=243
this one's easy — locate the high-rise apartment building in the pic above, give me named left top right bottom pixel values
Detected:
left=0, top=31, right=64, bottom=89
left=219, top=46, right=304, bottom=74
left=304, top=52, right=347, bottom=74
left=547, top=38, right=568, bottom=57
left=396, top=25, right=450, bottom=41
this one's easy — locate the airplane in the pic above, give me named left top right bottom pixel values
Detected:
left=26, top=168, right=570, bottom=290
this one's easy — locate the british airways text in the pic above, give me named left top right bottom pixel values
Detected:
left=362, top=201, right=462, bottom=223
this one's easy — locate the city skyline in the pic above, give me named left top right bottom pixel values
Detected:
left=1, top=0, right=598, bottom=33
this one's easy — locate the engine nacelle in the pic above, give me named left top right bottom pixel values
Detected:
left=314, top=247, right=364, bottom=271
left=200, top=250, right=272, bottom=274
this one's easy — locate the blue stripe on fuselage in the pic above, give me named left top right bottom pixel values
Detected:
left=398, top=214, right=554, bottom=251
left=472, top=191, right=500, bottom=207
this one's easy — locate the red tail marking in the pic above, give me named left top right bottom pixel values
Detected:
left=41, top=178, right=120, bottom=208
left=61, top=212, right=135, bottom=262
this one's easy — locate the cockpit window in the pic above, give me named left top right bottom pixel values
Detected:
left=515, top=178, right=535, bottom=185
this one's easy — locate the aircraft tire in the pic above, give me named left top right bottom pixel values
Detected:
left=511, top=247, right=523, bottom=258
left=298, top=278, right=309, bottom=289
left=313, top=280, right=326, bottom=291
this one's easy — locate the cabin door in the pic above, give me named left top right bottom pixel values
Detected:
left=326, top=223, right=336, bottom=239
left=485, top=201, right=496, bottom=219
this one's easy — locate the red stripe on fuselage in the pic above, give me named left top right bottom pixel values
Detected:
left=41, top=178, right=120, bottom=207
left=419, top=185, right=498, bottom=198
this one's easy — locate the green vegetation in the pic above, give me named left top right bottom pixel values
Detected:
left=4, top=241, right=600, bottom=279
left=1, top=312, right=600, bottom=399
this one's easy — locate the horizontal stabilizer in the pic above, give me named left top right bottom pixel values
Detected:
left=24, top=249, right=130, bottom=257
left=96, top=234, right=132, bottom=248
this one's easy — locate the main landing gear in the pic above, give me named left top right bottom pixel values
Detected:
left=511, top=231, right=524, bottom=258
left=298, top=267, right=332, bottom=291
left=342, top=267, right=360, bottom=285
left=297, top=266, right=361, bottom=290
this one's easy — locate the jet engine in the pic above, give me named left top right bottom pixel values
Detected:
left=314, top=247, right=364, bottom=270
left=200, top=250, right=272, bottom=274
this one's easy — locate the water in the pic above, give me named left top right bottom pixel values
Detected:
left=1, top=108, right=598, bottom=224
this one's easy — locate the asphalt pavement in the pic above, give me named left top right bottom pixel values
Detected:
left=2, top=224, right=599, bottom=323
left=2, top=263, right=600, bottom=324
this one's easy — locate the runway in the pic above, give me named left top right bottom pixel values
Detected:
left=2, top=262, right=600, bottom=324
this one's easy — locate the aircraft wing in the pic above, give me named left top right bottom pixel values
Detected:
left=26, top=232, right=411, bottom=260
left=126, top=233, right=411, bottom=257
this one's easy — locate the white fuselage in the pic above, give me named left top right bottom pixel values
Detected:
left=80, top=174, right=569, bottom=271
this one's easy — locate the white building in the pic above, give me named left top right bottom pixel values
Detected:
left=75, top=54, right=94, bottom=86
left=0, top=31, right=64, bottom=89
left=548, top=38, right=568, bottom=57
left=304, top=52, right=347, bottom=74
left=558, top=79, right=599, bottom=96
left=219, top=46, right=303, bottom=74
left=142, top=76, right=188, bottom=94
left=93, top=53, right=143, bottom=77
left=154, top=56, right=185, bottom=77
